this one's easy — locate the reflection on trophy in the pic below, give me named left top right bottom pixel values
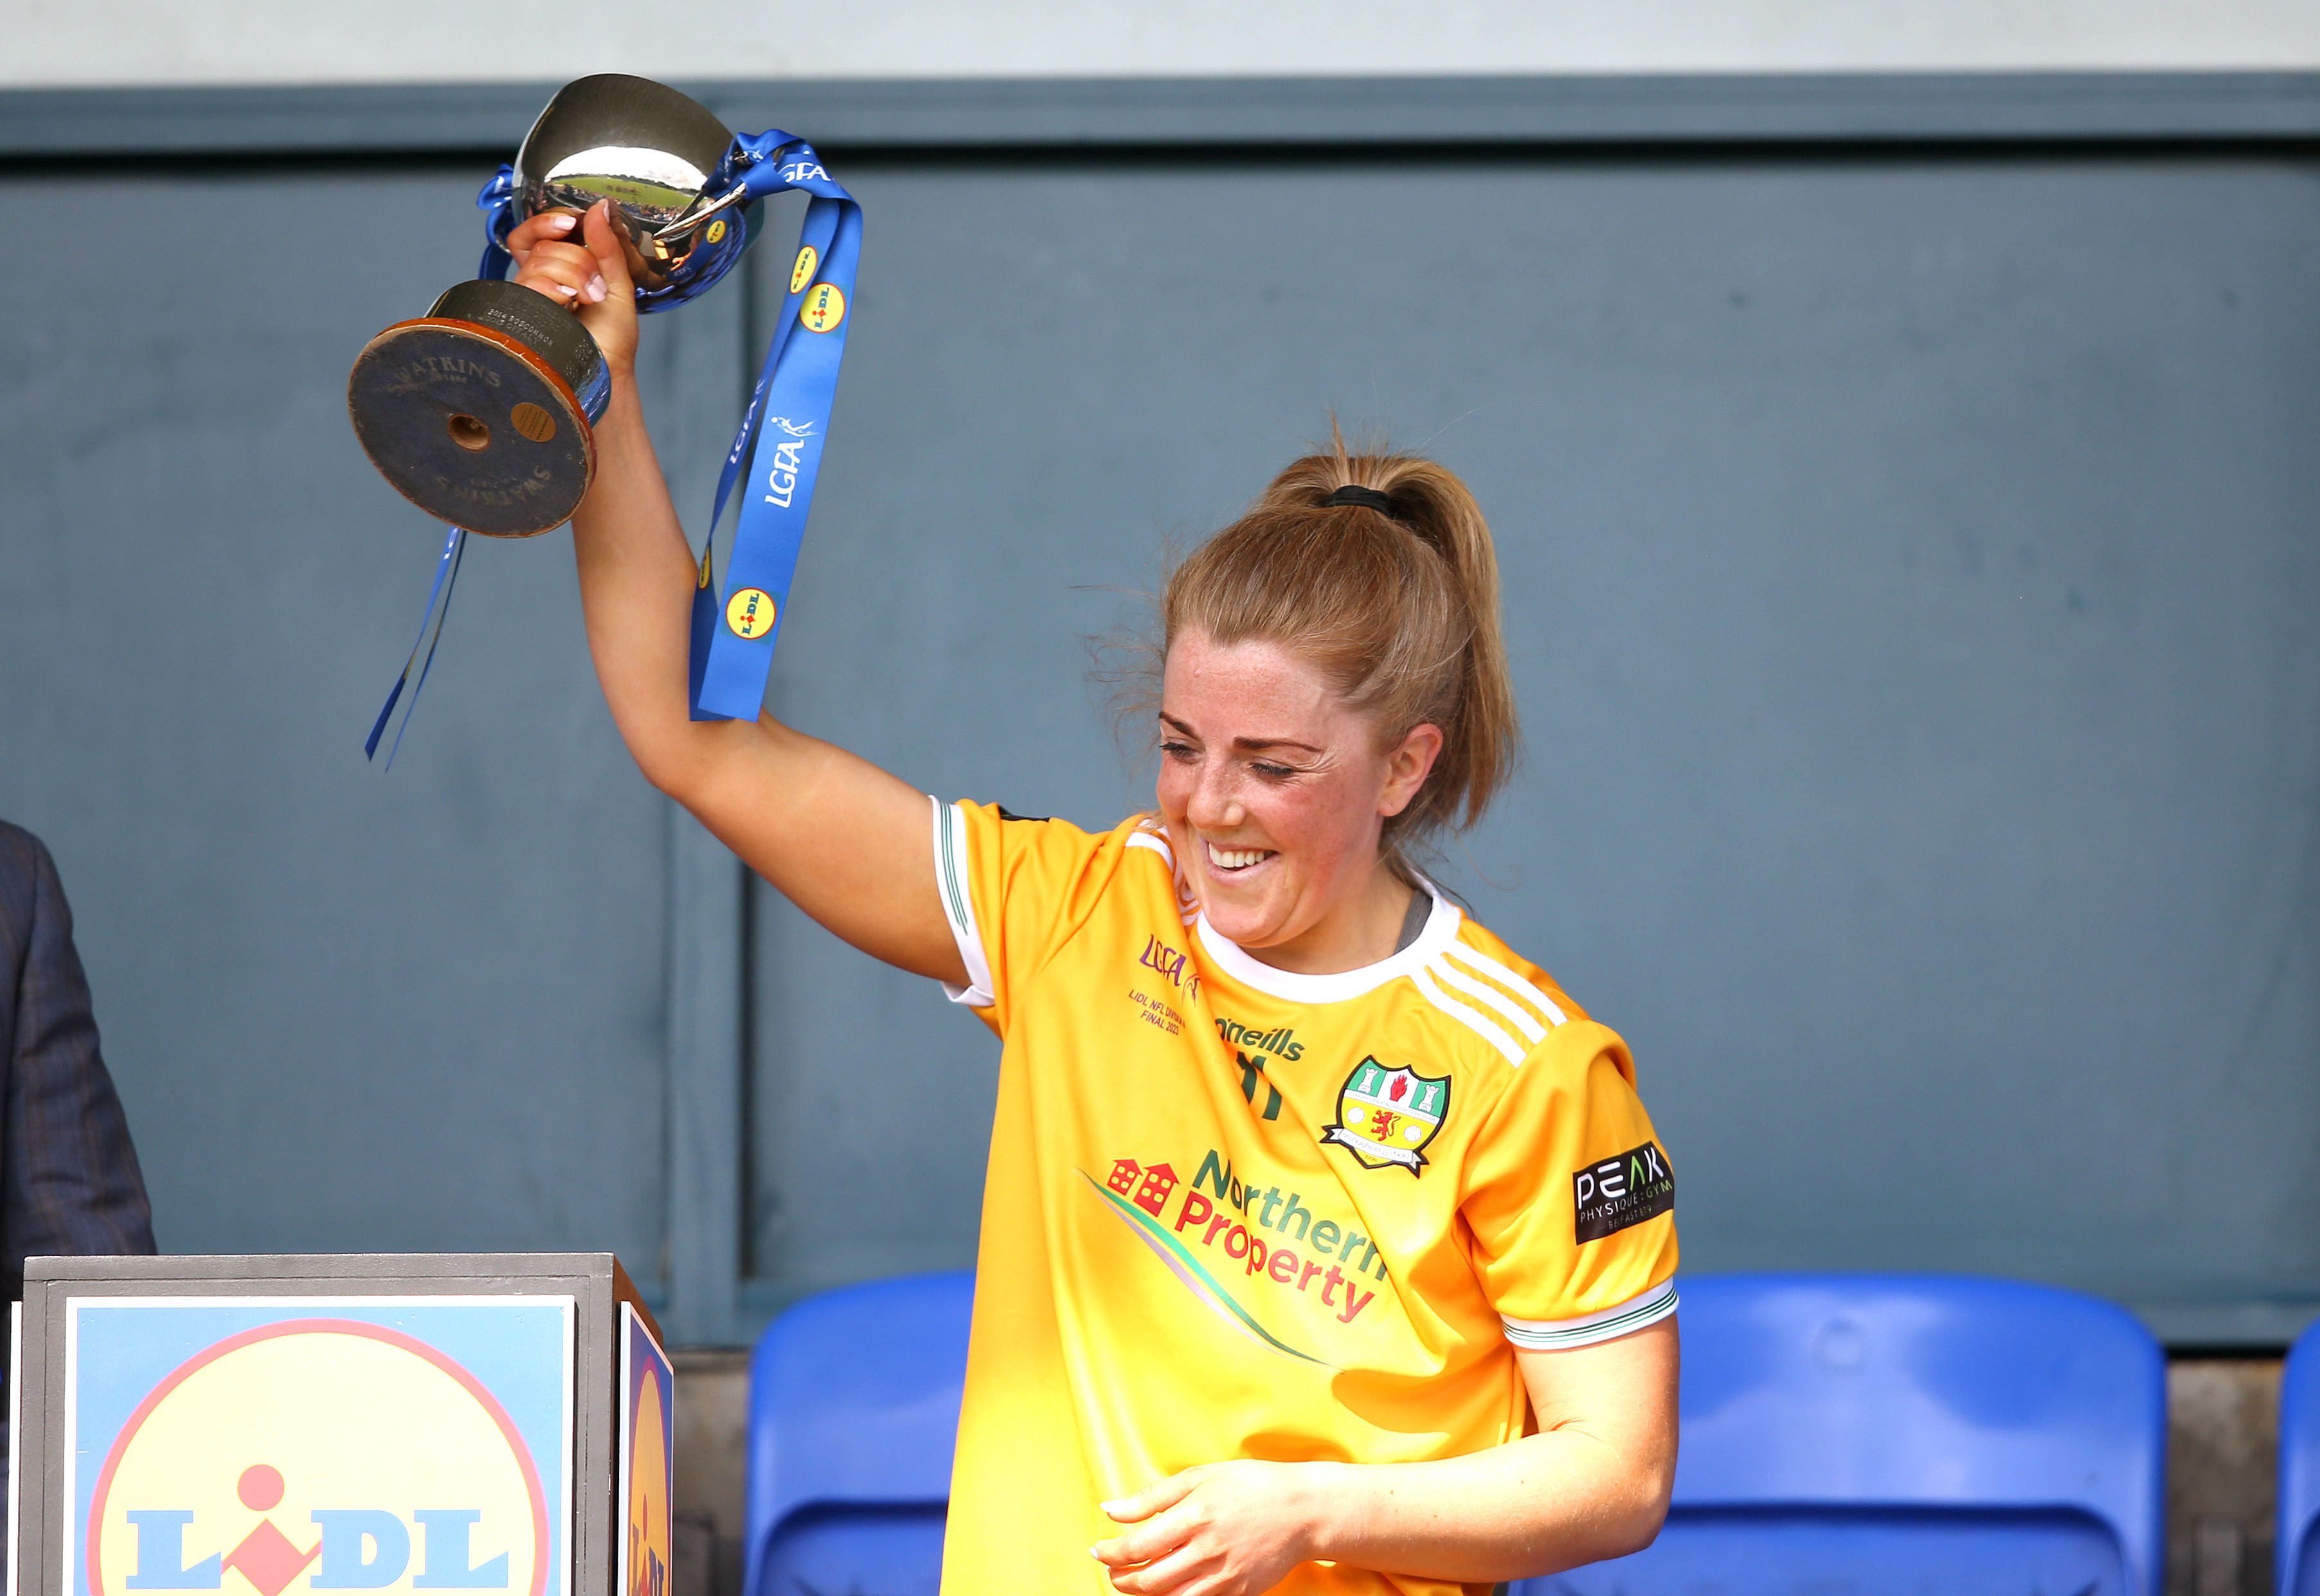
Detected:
left=346, top=75, right=751, bottom=537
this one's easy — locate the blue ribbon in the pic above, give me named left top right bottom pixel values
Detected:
left=368, top=134, right=861, bottom=757
left=683, top=133, right=861, bottom=721
left=363, top=525, right=467, bottom=766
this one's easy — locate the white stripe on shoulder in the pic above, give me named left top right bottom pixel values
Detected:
left=930, top=796, right=996, bottom=1009
left=1409, top=964, right=1525, bottom=1065
left=1502, top=1278, right=1678, bottom=1352
left=1426, top=955, right=1549, bottom=1046
left=1126, top=827, right=1199, bottom=922
left=1442, top=942, right=1569, bottom=1030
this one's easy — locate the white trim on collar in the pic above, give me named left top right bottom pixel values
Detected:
left=1194, top=879, right=1464, bottom=1005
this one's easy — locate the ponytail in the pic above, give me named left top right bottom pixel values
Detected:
left=1161, top=431, right=1518, bottom=858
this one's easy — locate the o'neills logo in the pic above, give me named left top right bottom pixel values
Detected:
left=84, top=1320, right=548, bottom=1596
left=1212, top=1016, right=1302, bottom=1061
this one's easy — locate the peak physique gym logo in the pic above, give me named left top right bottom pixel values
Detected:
left=1321, top=1057, right=1449, bottom=1174
left=1573, top=1141, right=1675, bottom=1242
left=83, top=1320, right=549, bottom=1596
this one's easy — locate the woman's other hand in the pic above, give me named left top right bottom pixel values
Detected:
left=506, top=201, right=639, bottom=378
left=1092, top=1462, right=1322, bottom=1596
left=1088, top=1316, right=1677, bottom=1590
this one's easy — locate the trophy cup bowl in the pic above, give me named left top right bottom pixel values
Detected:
left=347, top=75, right=744, bottom=537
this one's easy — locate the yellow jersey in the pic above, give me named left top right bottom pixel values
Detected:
left=930, top=800, right=1678, bottom=1596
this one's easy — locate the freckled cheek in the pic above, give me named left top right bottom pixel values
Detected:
left=1154, top=763, right=1192, bottom=821
left=1237, top=788, right=1324, bottom=864
left=1279, top=784, right=1374, bottom=879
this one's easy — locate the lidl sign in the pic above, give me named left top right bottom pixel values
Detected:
left=62, top=1299, right=573, bottom=1596
left=615, top=1308, right=670, bottom=1596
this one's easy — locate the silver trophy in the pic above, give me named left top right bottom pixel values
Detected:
left=347, top=75, right=753, bottom=537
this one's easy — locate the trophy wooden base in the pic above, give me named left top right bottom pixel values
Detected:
left=348, top=279, right=606, bottom=538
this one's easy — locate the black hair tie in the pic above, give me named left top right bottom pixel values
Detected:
left=1322, top=485, right=1398, bottom=516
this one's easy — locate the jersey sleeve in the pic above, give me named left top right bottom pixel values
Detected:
left=1459, top=1019, right=1679, bottom=1351
left=930, top=797, right=1114, bottom=1036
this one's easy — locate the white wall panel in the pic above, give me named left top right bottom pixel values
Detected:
left=3, top=0, right=2318, bottom=89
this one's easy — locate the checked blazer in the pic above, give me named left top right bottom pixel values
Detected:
left=0, top=821, right=156, bottom=1304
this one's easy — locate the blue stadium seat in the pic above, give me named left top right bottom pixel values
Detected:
left=1518, top=1273, right=2164, bottom=1596
left=743, top=1269, right=974, bottom=1596
left=745, top=1269, right=2161, bottom=1596
left=2277, top=1317, right=2320, bottom=1596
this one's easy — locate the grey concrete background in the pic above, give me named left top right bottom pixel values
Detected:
left=1, top=57, right=2311, bottom=1596
left=4, top=116, right=2320, bottom=1345
left=2172, top=1359, right=2284, bottom=1596
left=741, top=147, right=2320, bottom=1339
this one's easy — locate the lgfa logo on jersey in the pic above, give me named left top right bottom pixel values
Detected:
left=85, top=1320, right=548, bottom=1596
left=1322, top=1057, right=1450, bottom=1174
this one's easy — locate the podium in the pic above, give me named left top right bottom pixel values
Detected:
left=6, top=1255, right=674, bottom=1596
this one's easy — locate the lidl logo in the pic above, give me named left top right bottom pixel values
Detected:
left=80, top=1319, right=552, bottom=1596
left=789, top=246, right=818, bottom=296
left=1321, top=1057, right=1449, bottom=1174
left=724, top=587, right=777, bottom=640
left=622, top=1381, right=666, bottom=1596
left=618, top=1309, right=672, bottom=1596
left=797, top=283, right=845, bottom=334
left=703, top=219, right=727, bottom=246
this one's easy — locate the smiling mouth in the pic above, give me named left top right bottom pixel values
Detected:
left=1205, top=840, right=1276, bottom=875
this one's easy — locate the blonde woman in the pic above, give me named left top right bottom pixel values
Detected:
left=516, top=204, right=1679, bottom=1596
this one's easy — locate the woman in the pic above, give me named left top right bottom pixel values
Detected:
left=515, top=204, right=1680, bottom=1596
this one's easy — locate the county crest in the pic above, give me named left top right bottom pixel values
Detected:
left=1322, top=1056, right=1450, bottom=1174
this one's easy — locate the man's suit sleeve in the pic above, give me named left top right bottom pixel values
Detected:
left=0, top=824, right=157, bottom=1298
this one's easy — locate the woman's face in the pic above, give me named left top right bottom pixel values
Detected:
left=1156, top=629, right=1439, bottom=960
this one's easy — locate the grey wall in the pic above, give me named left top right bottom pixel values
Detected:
left=747, top=145, right=2320, bottom=1342
left=3, top=78, right=2317, bottom=1345
left=0, top=165, right=672, bottom=1264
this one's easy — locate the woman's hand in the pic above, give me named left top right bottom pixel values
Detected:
left=1091, top=1461, right=1324, bottom=1596
left=1087, top=1320, right=1677, bottom=1592
left=506, top=201, right=639, bottom=379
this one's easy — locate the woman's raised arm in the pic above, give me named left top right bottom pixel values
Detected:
left=512, top=203, right=966, bottom=985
